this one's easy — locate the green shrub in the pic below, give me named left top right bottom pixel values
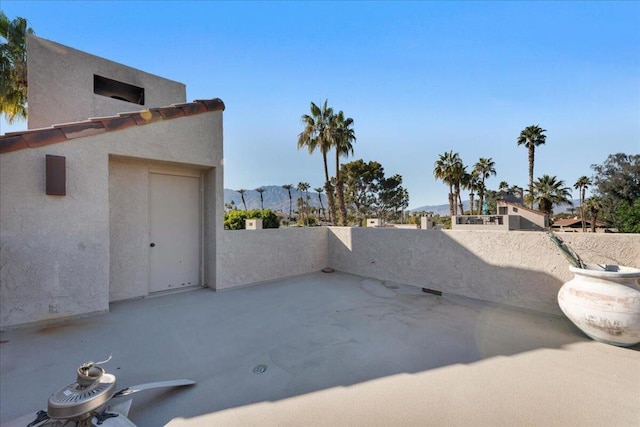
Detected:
left=224, top=209, right=280, bottom=230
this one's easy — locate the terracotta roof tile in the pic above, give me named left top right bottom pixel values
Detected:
left=0, top=98, right=225, bottom=155
left=150, top=106, right=186, bottom=120
left=118, top=110, right=163, bottom=125
left=89, top=115, right=138, bottom=132
left=21, top=128, right=67, bottom=148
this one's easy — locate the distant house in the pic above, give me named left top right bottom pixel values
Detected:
left=551, top=217, right=608, bottom=232
left=452, top=200, right=548, bottom=231
left=0, top=35, right=225, bottom=330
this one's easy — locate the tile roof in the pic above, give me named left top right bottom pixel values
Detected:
left=0, top=98, right=225, bottom=154
left=552, top=217, right=607, bottom=228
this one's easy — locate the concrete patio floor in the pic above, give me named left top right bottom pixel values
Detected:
left=1, top=271, right=638, bottom=426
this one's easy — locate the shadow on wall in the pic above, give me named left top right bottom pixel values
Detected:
left=326, top=228, right=640, bottom=317
left=2, top=229, right=638, bottom=424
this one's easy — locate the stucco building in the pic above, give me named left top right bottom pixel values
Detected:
left=0, top=35, right=225, bottom=330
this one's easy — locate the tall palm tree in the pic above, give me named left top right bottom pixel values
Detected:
left=0, top=12, right=34, bottom=123
left=314, top=187, right=327, bottom=222
left=434, top=151, right=463, bottom=216
left=298, top=100, right=336, bottom=224
left=256, top=187, right=265, bottom=210
left=473, top=157, right=496, bottom=215
left=583, top=196, right=603, bottom=233
left=297, top=182, right=310, bottom=226
left=498, top=181, right=509, bottom=191
left=532, top=175, right=572, bottom=216
left=452, top=162, right=467, bottom=216
left=573, top=176, right=592, bottom=232
left=282, top=184, right=293, bottom=222
left=332, top=110, right=356, bottom=226
left=237, top=189, right=247, bottom=211
left=464, top=171, right=481, bottom=215
left=517, top=125, right=547, bottom=208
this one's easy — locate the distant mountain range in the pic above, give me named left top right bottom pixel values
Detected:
left=224, top=186, right=327, bottom=212
left=410, top=199, right=581, bottom=216
left=224, top=186, right=579, bottom=216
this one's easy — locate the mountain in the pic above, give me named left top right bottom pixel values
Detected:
left=410, top=199, right=581, bottom=216
left=409, top=203, right=459, bottom=216
left=224, top=185, right=327, bottom=212
left=224, top=187, right=580, bottom=216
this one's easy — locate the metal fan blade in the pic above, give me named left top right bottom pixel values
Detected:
left=112, top=379, right=195, bottom=398
left=3, top=410, right=47, bottom=427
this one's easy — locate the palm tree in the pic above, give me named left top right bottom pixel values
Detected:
left=473, top=157, right=496, bottom=215
left=256, top=187, right=265, bottom=210
left=573, top=176, right=592, bottom=232
left=282, top=184, right=293, bottom=222
left=583, top=197, right=603, bottom=233
left=332, top=110, right=356, bottom=226
left=434, top=151, right=463, bottom=216
left=532, top=175, right=572, bottom=216
left=297, top=182, right=310, bottom=226
left=0, top=12, right=34, bottom=123
left=517, top=125, right=547, bottom=208
left=298, top=100, right=336, bottom=224
left=314, top=187, right=327, bottom=222
left=452, top=162, right=467, bottom=216
left=464, top=171, right=481, bottom=215
left=498, top=181, right=509, bottom=191
left=237, top=189, right=247, bottom=211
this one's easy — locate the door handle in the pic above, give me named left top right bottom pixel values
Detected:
left=150, top=243, right=156, bottom=247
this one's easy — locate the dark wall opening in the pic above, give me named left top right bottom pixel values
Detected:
left=94, top=75, right=145, bottom=105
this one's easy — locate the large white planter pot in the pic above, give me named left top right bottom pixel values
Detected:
left=558, top=264, right=640, bottom=347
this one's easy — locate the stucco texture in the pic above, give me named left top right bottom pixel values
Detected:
left=327, top=228, right=640, bottom=316
left=1, top=112, right=223, bottom=329
left=27, top=35, right=186, bottom=129
left=218, top=228, right=328, bottom=290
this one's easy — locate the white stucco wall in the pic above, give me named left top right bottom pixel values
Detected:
left=218, top=228, right=328, bottom=290
left=27, top=35, right=186, bottom=129
left=108, top=157, right=216, bottom=301
left=1, top=112, right=223, bottom=329
left=327, top=228, right=640, bottom=316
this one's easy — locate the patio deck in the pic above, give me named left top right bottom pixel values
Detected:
left=1, top=271, right=638, bottom=426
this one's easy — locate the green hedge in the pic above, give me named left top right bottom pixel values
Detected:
left=224, top=209, right=280, bottom=230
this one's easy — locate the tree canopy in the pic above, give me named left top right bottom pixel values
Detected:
left=517, top=125, right=547, bottom=208
left=0, top=12, right=34, bottom=123
left=590, top=153, right=640, bottom=232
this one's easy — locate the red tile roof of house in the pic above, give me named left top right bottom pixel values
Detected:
left=0, top=98, right=225, bottom=154
left=552, top=217, right=607, bottom=228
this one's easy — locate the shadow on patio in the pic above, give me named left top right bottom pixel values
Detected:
left=2, top=271, right=638, bottom=426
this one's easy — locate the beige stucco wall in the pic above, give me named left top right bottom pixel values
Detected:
left=327, top=228, right=640, bottom=316
left=27, top=35, right=186, bottom=129
left=1, top=112, right=223, bottom=329
left=218, top=228, right=328, bottom=290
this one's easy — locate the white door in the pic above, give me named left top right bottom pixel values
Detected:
left=149, top=172, right=201, bottom=293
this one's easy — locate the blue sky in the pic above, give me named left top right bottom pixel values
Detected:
left=2, top=1, right=639, bottom=207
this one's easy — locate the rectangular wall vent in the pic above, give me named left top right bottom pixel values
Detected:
left=94, top=75, right=145, bottom=105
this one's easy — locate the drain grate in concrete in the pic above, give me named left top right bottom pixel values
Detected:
left=253, top=364, right=267, bottom=374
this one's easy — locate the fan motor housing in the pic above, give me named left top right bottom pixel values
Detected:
left=47, top=372, right=116, bottom=419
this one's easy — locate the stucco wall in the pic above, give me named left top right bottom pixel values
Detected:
left=327, top=228, right=640, bottom=316
left=1, top=112, right=223, bottom=329
left=109, top=158, right=215, bottom=301
left=218, top=228, right=328, bottom=290
left=27, top=35, right=186, bottom=129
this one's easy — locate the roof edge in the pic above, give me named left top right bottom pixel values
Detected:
left=0, top=98, right=225, bottom=154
